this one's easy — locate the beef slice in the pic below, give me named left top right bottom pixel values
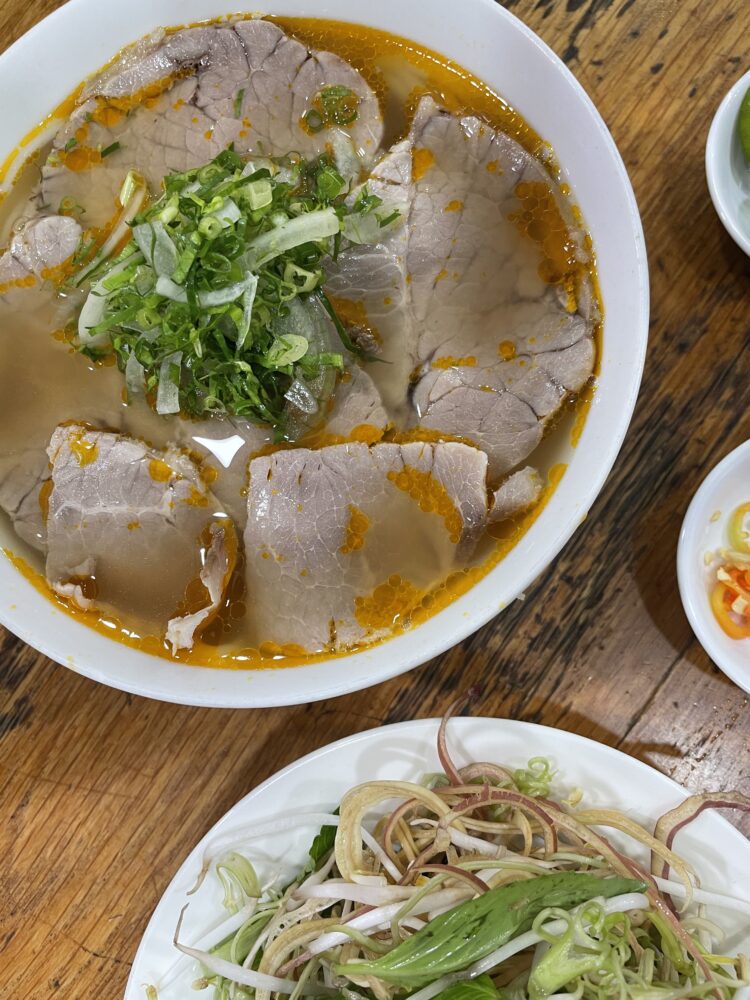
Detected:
left=327, top=95, right=596, bottom=479
left=45, top=423, right=235, bottom=650
left=244, top=440, right=489, bottom=652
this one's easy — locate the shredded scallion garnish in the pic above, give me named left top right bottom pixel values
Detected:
left=302, top=85, right=360, bottom=133
left=72, top=146, right=400, bottom=432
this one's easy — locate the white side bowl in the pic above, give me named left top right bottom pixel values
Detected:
left=706, top=68, right=750, bottom=257
left=677, top=441, right=750, bottom=694
left=0, top=0, right=649, bottom=707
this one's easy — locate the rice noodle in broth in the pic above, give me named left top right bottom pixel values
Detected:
left=0, top=16, right=601, bottom=669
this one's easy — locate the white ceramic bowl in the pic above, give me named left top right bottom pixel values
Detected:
left=706, top=68, right=750, bottom=257
left=0, top=0, right=649, bottom=707
left=677, top=441, right=750, bottom=694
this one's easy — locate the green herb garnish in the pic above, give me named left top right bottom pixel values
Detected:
left=335, top=874, right=645, bottom=987
left=302, top=85, right=360, bottom=133
left=74, top=147, right=401, bottom=433
left=308, top=807, right=339, bottom=869
left=100, top=141, right=121, bottom=158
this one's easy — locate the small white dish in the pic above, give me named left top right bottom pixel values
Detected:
left=124, top=716, right=750, bottom=998
left=706, top=68, right=750, bottom=256
left=677, top=440, right=750, bottom=693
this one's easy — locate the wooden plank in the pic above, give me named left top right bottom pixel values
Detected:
left=0, top=1, right=749, bottom=996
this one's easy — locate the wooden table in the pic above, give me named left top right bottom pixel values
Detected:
left=1, top=0, right=749, bottom=996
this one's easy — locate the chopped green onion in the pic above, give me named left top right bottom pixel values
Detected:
left=199, top=215, right=224, bottom=239
left=316, top=164, right=346, bottom=201
left=265, top=334, right=310, bottom=367
left=302, top=108, right=325, bottom=133
left=245, top=208, right=340, bottom=269
left=319, top=85, right=360, bottom=126
left=303, top=86, right=361, bottom=134
left=159, top=194, right=180, bottom=224
left=379, top=210, right=401, bottom=228
left=73, top=147, right=371, bottom=427
left=64, top=137, right=78, bottom=152
left=58, top=196, right=83, bottom=217
left=246, top=179, right=273, bottom=211
left=283, top=262, right=320, bottom=293
left=100, top=141, right=121, bottom=158
left=234, top=88, right=246, bottom=119
left=119, top=170, right=139, bottom=207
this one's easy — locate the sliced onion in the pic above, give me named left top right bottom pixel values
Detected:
left=77, top=289, right=108, bottom=346
left=241, top=157, right=277, bottom=178
left=236, top=272, right=258, bottom=351
left=156, top=351, right=182, bottom=415
left=246, top=208, right=340, bottom=269
left=73, top=175, right=147, bottom=285
left=154, top=274, right=188, bottom=302
left=77, top=253, right=144, bottom=347
left=124, top=351, right=145, bottom=395
left=154, top=274, right=251, bottom=307
left=200, top=281, right=252, bottom=307
left=209, top=197, right=242, bottom=227
left=284, top=377, right=318, bottom=415
left=133, top=219, right=178, bottom=277
left=342, top=211, right=383, bottom=245
left=278, top=296, right=340, bottom=439
left=329, top=128, right=363, bottom=187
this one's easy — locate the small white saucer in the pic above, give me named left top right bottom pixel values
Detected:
left=677, top=440, right=750, bottom=693
left=706, top=68, right=750, bottom=257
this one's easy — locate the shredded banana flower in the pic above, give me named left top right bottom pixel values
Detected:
left=150, top=702, right=750, bottom=1000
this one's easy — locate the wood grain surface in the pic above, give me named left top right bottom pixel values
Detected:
left=1, top=1, right=749, bottom=997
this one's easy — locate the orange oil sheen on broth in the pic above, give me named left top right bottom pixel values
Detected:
left=0, top=15, right=600, bottom=670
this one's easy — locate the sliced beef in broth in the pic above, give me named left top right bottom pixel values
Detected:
left=176, top=417, right=273, bottom=526
left=45, top=423, right=235, bottom=650
left=326, top=138, right=413, bottom=415
left=244, top=440, right=488, bottom=651
left=0, top=215, right=82, bottom=286
left=0, top=450, right=50, bottom=553
left=39, top=20, right=384, bottom=227
left=490, top=466, right=543, bottom=523
left=327, top=95, right=596, bottom=479
left=176, top=365, right=389, bottom=527
left=323, top=365, right=389, bottom=440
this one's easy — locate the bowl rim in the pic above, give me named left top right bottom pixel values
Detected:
left=705, top=66, right=750, bottom=258
left=0, top=0, right=649, bottom=707
left=676, top=439, right=750, bottom=695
